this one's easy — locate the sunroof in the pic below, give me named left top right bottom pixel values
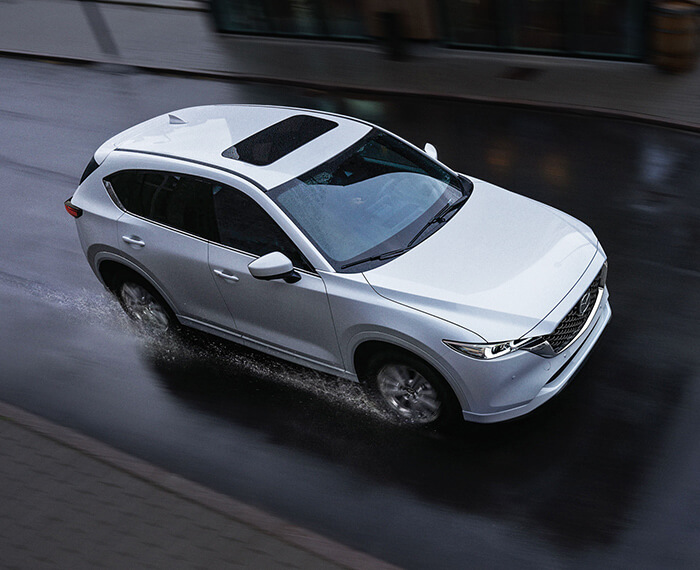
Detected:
left=222, top=115, right=338, bottom=166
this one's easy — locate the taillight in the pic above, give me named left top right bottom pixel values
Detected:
left=64, top=198, right=82, bottom=218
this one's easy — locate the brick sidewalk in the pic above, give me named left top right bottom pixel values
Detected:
left=0, top=404, right=397, bottom=570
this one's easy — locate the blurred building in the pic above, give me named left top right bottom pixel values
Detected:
left=209, top=0, right=648, bottom=60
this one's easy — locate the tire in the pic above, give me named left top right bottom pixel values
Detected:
left=364, top=350, right=459, bottom=428
left=117, top=279, right=175, bottom=335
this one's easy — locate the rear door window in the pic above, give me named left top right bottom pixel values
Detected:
left=106, top=170, right=218, bottom=241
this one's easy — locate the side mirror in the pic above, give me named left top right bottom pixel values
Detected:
left=424, top=142, right=438, bottom=160
left=248, top=252, right=301, bottom=283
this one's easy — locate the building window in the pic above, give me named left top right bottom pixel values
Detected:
left=210, top=0, right=645, bottom=59
left=441, top=0, right=643, bottom=59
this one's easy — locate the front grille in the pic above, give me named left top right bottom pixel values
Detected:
left=544, top=265, right=606, bottom=354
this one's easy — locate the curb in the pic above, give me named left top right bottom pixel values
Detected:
left=0, top=400, right=400, bottom=570
left=2, top=49, right=699, bottom=134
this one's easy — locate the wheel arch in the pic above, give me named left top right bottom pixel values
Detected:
left=353, top=338, right=464, bottom=426
left=352, top=339, right=450, bottom=391
left=353, top=340, right=417, bottom=382
left=93, top=252, right=179, bottom=318
left=98, top=258, right=135, bottom=293
left=351, top=335, right=471, bottom=413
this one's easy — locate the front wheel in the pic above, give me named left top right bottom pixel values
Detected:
left=118, top=280, right=174, bottom=334
left=365, top=351, right=459, bottom=428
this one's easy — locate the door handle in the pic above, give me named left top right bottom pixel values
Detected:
left=213, top=269, right=239, bottom=282
left=122, top=235, right=145, bottom=248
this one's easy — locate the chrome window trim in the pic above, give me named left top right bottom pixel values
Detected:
left=108, top=149, right=338, bottom=273
left=107, top=183, right=212, bottom=245
left=103, top=178, right=319, bottom=276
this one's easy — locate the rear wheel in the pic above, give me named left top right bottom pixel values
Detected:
left=118, top=280, right=174, bottom=334
left=365, top=351, right=459, bottom=428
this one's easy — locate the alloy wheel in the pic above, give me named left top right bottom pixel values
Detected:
left=119, top=282, right=171, bottom=333
left=376, top=363, right=442, bottom=424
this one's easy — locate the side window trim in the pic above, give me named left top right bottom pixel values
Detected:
left=109, top=175, right=314, bottom=269
left=105, top=176, right=211, bottom=241
left=104, top=170, right=219, bottom=243
left=115, top=207, right=213, bottom=244
left=105, top=167, right=317, bottom=273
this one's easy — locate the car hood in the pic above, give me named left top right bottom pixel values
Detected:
left=362, top=180, right=598, bottom=342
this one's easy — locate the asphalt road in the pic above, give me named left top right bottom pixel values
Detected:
left=1, top=57, right=699, bottom=569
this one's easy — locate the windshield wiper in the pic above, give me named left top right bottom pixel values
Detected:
left=340, top=248, right=410, bottom=270
left=405, top=194, right=469, bottom=249
left=340, top=182, right=471, bottom=271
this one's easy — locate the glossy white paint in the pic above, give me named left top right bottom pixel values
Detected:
left=95, top=105, right=371, bottom=190
left=363, top=180, right=599, bottom=341
left=248, top=252, right=294, bottom=280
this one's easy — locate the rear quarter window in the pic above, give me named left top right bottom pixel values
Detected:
left=79, top=156, right=100, bottom=184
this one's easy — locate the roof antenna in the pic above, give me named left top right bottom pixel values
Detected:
left=168, top=114, right=187, bottom=125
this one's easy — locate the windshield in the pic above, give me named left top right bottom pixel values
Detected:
left=268, top=129, right=467, bottom=272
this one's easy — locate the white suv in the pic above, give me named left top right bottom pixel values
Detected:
left=66, top=105, right=611, bottom=427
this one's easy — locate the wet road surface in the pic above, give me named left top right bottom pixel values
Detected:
left=1, top=57, right=699, bottom=568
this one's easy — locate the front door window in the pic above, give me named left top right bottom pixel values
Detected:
left=207, top=185, right=343, bottom=368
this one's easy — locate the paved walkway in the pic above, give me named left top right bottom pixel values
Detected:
left=0, top=0, right=699, bottom=130
left=0, top=402, right=397, bottom=569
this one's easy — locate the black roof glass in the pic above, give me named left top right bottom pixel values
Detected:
left=222, top=115, right=338, bottom=166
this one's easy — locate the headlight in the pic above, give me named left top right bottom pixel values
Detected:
left=443, top=337, right=540, bottom=360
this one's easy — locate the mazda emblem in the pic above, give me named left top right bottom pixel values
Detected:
left=577, top=291, right=593, bottom=316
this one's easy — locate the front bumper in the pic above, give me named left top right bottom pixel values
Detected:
left=442, top=288, right=611, bottom=423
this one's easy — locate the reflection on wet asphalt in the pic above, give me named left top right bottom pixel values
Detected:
left=0, top=57, right=698, bottom=568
